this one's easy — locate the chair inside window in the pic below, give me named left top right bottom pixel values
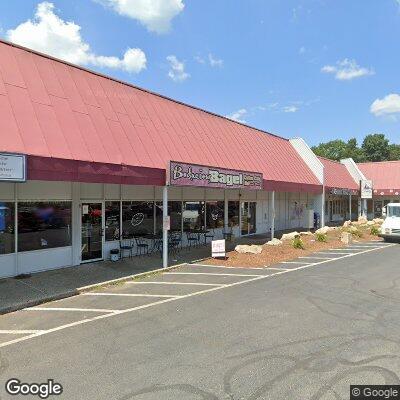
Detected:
left=134, top=236, right=150, bottom=256
left=119, top=234, right=133, bottom=259
left=186, top=231, right=199, bottom=248
left=205, top=228, right=215, bottom=243
left=222, top=226, right=234, bottom=241
left=169, top=231, right=182, bottom=255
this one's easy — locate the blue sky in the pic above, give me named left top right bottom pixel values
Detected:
left=1, top=0, right=399, bottom=146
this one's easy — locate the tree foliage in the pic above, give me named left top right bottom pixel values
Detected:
left=312, top=134, right=400, bottom=162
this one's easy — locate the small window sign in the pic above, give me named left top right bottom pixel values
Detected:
left=163, top=216, right=170, bottom=231
left=0, top=153, right=26, bottom=182
left=82, top=205, right=89, bottom=215
left=212, top=239, right=226, bottom=258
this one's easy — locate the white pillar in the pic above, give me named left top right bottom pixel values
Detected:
left=71, top=182, right=81, bottom=266
left=321, top=186, right=325, bottom=227
left=162, top=186, right=168, bottom=268
left=271, top=191, right=275, bottom=239
left=224, top=190, right=228, bottom=231
left=349, top=194, right=352, bottom=220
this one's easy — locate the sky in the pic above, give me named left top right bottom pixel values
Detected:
left=0, top=0, right=399, bottom=146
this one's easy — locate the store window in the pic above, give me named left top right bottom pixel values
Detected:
left=18, top=202, right=72, bottom=252
left=183, top=201, right=205, bottom=231
left=228, top=201, right=239, bottom=227
left=122, top=201, right=154, bottom=236
left=105, top=201, right=120, bottom=241
left=155, top=201, right=182, bottom=234
left=206, top=201, right=224, bottom=229
left=0, top=202, right=15, bottom=255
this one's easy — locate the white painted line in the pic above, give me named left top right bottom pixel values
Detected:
left=164, top=272, right=263, bottom=277
left=190, top=263, right=265, bottom=270
left=25, top=307, right=120, bottom=313
left=266, top=267, right=291, bottom=271
left=279, top=261, right=314, bottom=264
left=125, top=281, right=226, bottom=287
left=0, top=243, right=395, bottom=349
left=265, top=267, right=291, bottom=271
left=0, top=330, right=46, bottom=334
left=298, top=256, right=335, bottom=260
left=315, top=252, right=352, bottom=255
left=82, top=292, right=181, bottom=298
left=328, top=248, right=362, bottom=251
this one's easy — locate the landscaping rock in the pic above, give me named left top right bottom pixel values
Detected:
left=358, top=216, right=368, bottom=224
left=373, top=218, right=384, bottom=225
left=342, top=220, right=352, bottom=228
left=281, top=231, right=300, bottom=241
left=366, top=221, right=375, bottom=226
left=300, top=231, right=314, bottom=236
left=266, top=238, right=283, bottom=246
left=341, top=232, right=353, bottom=245
left=235, top=244, right=263, bottom=254
left=315, top=226, right=332, bottom=235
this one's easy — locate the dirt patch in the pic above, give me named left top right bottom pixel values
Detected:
left=204, top=226, right=382, bottom=268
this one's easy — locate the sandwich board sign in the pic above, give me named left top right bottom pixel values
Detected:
left=212, top=239, right=226, bottom=258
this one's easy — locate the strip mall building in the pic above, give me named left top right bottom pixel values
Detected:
left=0, top=39, right=399, bottom=278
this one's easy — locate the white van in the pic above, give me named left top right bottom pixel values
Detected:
left=380, top=203, right=400, bottom=242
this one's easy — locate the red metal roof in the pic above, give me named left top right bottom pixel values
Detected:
left=318, top=157, right=358, bottom=190
left=0, top=39, right=321, bottom=191
left=358, top=161, right=400, bottom=196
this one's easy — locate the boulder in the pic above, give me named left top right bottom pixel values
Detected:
left=358, top=216, right=368, bottom=224
left=373, top=218, right=384, bottom=225
left=366, top=221, right=375, bottom=226
left=281, top=231, right=300, bottom=241
left=235, top=244, right=263, bottom=254
left=343, top=220, right=352, bottom=228
left=266, top=238, right=283, bottom=246
left=341, top=232, right=353, bottom=245
left=315, top=226, right=331, bottom=235
left=300, top=231, right=314, bottom=236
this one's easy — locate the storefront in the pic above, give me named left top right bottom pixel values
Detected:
left=0, top=39, right=324, bottom=278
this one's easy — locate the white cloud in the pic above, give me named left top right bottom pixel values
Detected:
left=99, top=0, right=184, bottom=34
left=282, top=105, right=298, bottom=113
left=370, top=93, right=400, bottom=117
left=321, top=58, right=374, bottom=81
left=226, top=108, right=247, bottom=123
left=194, top=55, right=205, bottom=64
left=166, top=55, right=189, bottom=82
left=208, top=53, right=223, bottom=67
left=299, top=46, right=306, bottom=55
left=6, top=2, right=146, bottom=73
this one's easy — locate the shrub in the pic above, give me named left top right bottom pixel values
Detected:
left=292, top=236, right=305, bottom=249
left=315, top=232, right=327, bottom=242
left=370, top=225, right=380, bottom=236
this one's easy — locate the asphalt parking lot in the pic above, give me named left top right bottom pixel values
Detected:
left=0, top=240, right=399, bottom=399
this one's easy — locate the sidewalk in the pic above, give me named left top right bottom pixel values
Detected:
left=0, top=233, right=274, bottom=315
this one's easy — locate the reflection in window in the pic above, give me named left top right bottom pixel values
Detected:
left=105, top=201, right=120, bottom=241
left=206, top=201, right=224, bottom=229
left=0, top=202, right=15, bottom=254
left=18, top=202, right=72, bottom=252
left=122, top=201, right=154, bottom=236
left=155, top=202, right=182, bottom=234
left=228, top=201, right=239, bottom=227
left=183, top=202, right=205, bottom=231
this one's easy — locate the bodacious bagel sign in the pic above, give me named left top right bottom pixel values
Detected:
left=168, top=161, right=263, bottom=190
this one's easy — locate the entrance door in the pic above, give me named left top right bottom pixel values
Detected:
left=241, top=202, right=257, bottom=235
left=81, top=202, right=103, bottom=262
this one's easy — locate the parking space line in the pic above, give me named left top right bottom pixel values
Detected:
left=266, top=267, right=291, bottom=271
left=0, top=330, right=46, bottom=334
left=0, top=243, right=395, bottom=349
left=25, top=307, right=120, bottom=313
left=298, top=256, right=336, bottom=260
left=125, top=281, right=226, bottom=287
left=315, top=252, right=352, bottom=255
left=190, top=263, right=265, bottom=270
left=280, top=261, right=314, bottom=264
left=82, top=293, right=182, bottom=298
left=265, top=267, right=291, bottom=271
left=164, top=272, right=264, bottom=277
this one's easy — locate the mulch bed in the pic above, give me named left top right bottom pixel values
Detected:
left=203, top=226, right=382, bottom=268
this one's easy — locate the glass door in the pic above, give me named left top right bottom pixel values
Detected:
left=81, top=202, right=103, bottom=262
left=240, top=202, right=257, bottom=235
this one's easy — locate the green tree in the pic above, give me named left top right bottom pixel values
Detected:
left=311, top=140, right=348, bottom=161
left=389, top=144, right=400, bottom=161
left=344, top=138, right=366, bottom=162
left=361, top=134, right=389, bottom=161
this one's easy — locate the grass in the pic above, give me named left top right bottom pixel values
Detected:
left=315, top=232, right=327, bottom=242
left=292, top=236, right=305, bottom=249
